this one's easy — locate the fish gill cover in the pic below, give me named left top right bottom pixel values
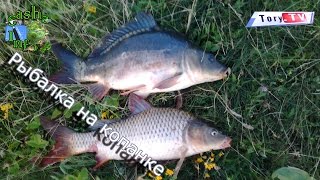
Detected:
left=0, top=1, right=319, bottom=180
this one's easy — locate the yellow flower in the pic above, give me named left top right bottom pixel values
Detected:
left=0, top=103, right=13, bottom=111
left=209, top=157, right=215, bottom=162
left=202, top=155, right=207, bottom=159
left=155, top=176, right=162, bottom=180
left=148, top=172, right=155, bottom=178
left=218, top=151, right=224, bottom=157
left=165, top=168, right=174, bottom=176
left=83, top=2, right=97, bottom=14
left=101, top=110, right=115, bottom=119
left=0, top=103, right=13, bottom=119
left=196, top=157, right=204, bottom=163
left=101, top=111, right=108, bottom=119
left=204, top=173, right=210, bottom=178
left=204, top=162, right=216, bottom=170
left=87, top=6, right=96, bottom=14
left=210, top=152, right=215, bottom=158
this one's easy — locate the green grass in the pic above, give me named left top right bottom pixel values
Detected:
left=0, top=0, right=319, bottom=179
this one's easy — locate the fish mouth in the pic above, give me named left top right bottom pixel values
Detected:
left=211, top=67, right=231, bottom=81
left=221, top=67, right=231, bottom=78
left=220, top=137, right=232, bottom=149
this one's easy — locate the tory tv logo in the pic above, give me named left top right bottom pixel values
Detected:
left=282, top=13, right=307, bottom=23
left=246, top=12, right=314, bottom=27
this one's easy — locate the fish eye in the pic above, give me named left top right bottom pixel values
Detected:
left=208, top=54, right=215, bottom=62
left=211, top=131, right=218, bottom=136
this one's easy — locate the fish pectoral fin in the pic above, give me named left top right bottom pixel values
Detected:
left=128, top=93, right=152, bottom=115
left=93, top=153, right=109, bottom=171
left=87, top=83, right=110, bottom=101
left=173, top=146, right=188, bottom=179
left=153, top=72, right=183, bottom=90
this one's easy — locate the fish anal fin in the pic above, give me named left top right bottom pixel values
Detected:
left=120, top=85, right=146, bottom=96
left=128, top=93, right=152, bottom=114
left=88, top=12, right=158, bottom=59
left=88, top=83, right=110, bottom=101
left=154, top=72, right=182, bottom=90
left=93, top=153, right=109, bottom=170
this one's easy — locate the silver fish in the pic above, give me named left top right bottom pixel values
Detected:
left=39, top=94, right=231, bottom=176
left=50, top=12, right=230, bottom=100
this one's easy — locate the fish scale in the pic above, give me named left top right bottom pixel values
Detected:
left=39, top=94, right=231, bottom=176
left=49, top=12, right=230, bottom=100
left=92, top=108, right=194, bottom=160
left=63, top=108, right=193, bottom=161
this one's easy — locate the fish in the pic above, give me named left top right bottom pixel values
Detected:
left=39, top=94, right=231, bottom=177
left=50, top=12, right=231, bottom=100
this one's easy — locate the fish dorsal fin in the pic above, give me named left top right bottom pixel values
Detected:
left=128, top=93, right=152, bottom=115
left=88, top=119, right=118, bottom=131
left=88, top=12, right=158, bottom=59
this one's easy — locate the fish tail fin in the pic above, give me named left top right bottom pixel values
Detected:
left=49, top=41, right=83, bottom=84
left=39, top=116, right=75, bottom=167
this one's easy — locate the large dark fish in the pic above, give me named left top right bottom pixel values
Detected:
left=50, top=12, right=230, bottom=100
left=39, top=94, right=231, bottom=177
